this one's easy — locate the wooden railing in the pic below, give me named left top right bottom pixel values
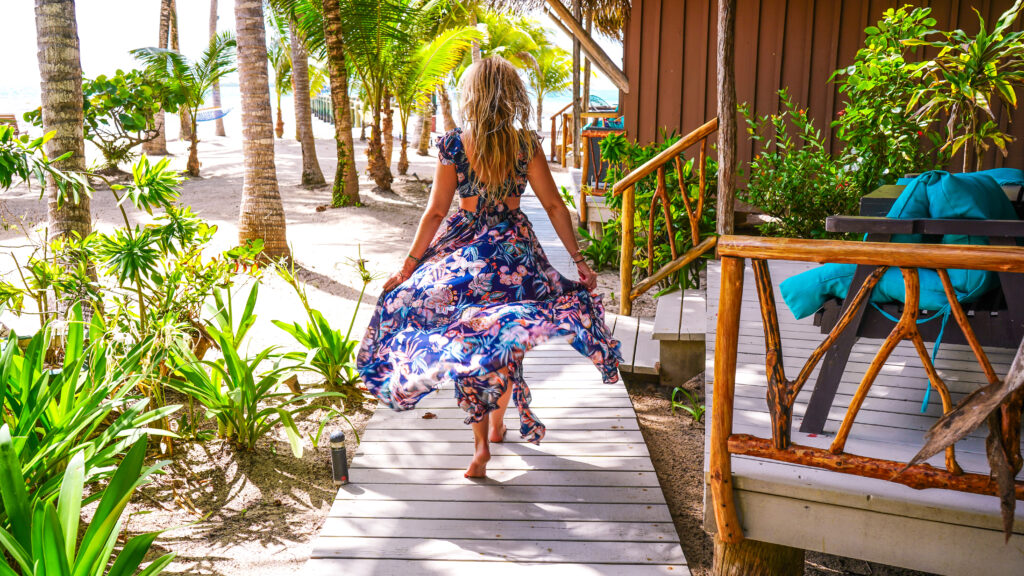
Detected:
left=612, top=117, right=719, bottom=315
left=549, top=102, right=574, bottom=164
left=709, top=235, right=1024, bottom=544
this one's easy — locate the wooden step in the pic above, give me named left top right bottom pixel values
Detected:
left=607, top=313, right=658, bottom=376
left=652, top=290, right=706, bottom=342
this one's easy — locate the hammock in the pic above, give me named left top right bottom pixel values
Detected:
left=195, top=107, right=232, bottom=122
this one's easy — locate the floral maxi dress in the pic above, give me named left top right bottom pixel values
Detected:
left=356, top=128, right=622, bottom=444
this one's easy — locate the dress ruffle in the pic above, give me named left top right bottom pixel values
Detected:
left=356, top=203, right=622, bottom=444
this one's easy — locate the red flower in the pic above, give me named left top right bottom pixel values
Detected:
left=917, top=131, right=923, bottom=136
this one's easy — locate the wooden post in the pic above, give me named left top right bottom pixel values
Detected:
left=571, top=0, right=581, bottom=170
left=619, top=185, right=635, bottom=316
left=561, top=114, right=569, bottom=167
left=550, top=114, right=557, bottom=161
left=711, top=256, right=805, bottom=575
left=716, top=0, right=737, bottom=235
left=710, top=256, right=744, bottom=544
left=713, top=538, right=805, bottom=576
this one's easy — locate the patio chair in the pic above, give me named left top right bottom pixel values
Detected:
left=778, top=170, right=1024, bottom=434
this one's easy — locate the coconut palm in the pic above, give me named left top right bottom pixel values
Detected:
left=132, top=32, right=237, bottom=177
left=34, top=0, right=90, bottom=240
left=268, top=36, right=293, bottom=139
left=528, top=45, right=572, bottom=125
left=234, top=0, right=290, bottom=259
left=144, top=0, right=174, bottom=156
left=289, top=23, right=328, bottom=187
left=210, top=0, right=228, bottom=137
left=393, top=27, right=481, bottom=174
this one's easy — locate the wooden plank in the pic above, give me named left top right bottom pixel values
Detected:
left=632, top=316, right=660, bottom=375
left=304, top=559, right=688, bottom=576
left=311, top=536, right=684, bottom=565
left=326, top=500, right=673, bottom=523
left=358, top=417, right=640, bottom=432
left=355, top=441, right=651, bottom=457
left=372, top=407, right=636, bottom=421
left=317, top=517, right=679, bottom=541
left=342, top=468, right=662, bottom=487
left=652, top=291, right=683, bottom=340
left=609, top=313, right=640, bottom=374
left=679, top=289, right=706, bottom=341
left=333, top=484, right=669, bottom=505
left=350, top=454, right=653, bottom=472
left=358, top=429, right=646, bottom=443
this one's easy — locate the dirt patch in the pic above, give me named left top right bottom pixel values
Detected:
left=626, top=374, right=937, bottom=576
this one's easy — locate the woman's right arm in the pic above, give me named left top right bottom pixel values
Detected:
left=381, top=159, right=457, bottom=293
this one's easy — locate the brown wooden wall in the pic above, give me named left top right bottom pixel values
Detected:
left=621, top=0, right=1024, bottom=171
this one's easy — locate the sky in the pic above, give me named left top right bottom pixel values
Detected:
left=0, top=1, right=622, bottom=104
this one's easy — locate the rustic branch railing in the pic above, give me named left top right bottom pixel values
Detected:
left=611, top=117, right=719, bottom=315
left=549, top=101, right=574, bottom=164
left=710, top=235, right=1024, bottom=544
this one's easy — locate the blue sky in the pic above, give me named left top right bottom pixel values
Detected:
left=1, top=1, right=621, bottom=97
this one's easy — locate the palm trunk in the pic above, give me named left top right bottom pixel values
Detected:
left=289, top=23, right=326, bottom=188
left=275, top=92, right=284, bottom=138
left=234, top=0, right=289, bottom=260
left=469, top=11, right=482, bottom=63
left=143, top=0, right=172, bottom=155
left=210, top=0, right=226, bottom=137
left=170, top=0, right=193, bottom=142
left=323, top=0, right=360, bottom=206
left=35, top=0, right=90, bottom=240
left=187, top=110, right=200, bottom=176
left=382, top=89, right=394, bottom=168
left=367, top=96, right=393, bottom=191
left=536, top=96, right=543, bottom=131
left=398, top=116, right=409, bottom=175
left=439, top=86, right=456, bottom=131
left=417, top=99, right=432, bottom=155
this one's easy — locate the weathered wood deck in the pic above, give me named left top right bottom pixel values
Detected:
left=704, top=259, right=1024, bottom=575
left=303, top=191, right=689, bottom=575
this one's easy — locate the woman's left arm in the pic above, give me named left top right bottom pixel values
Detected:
left=382, top=159, right=458, bottom=292
left=526, top=146, right=598, bottom=291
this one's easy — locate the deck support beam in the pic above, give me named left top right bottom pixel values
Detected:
left=713, top=538, right=805, bottom=576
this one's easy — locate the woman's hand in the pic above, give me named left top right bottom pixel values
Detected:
left=382, top=271, right=409, bottom=293
left=576, top=260, right=598, bottom=292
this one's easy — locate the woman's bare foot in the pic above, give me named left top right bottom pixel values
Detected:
left=489, top=422, right=508, bottom=443
left=465, top=449, right=490, bottom=478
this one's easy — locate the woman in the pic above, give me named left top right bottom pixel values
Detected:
left=356, top=57, right=621, bottom=478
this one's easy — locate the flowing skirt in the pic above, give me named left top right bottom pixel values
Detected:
left=356, top=203, right=622, bottom=444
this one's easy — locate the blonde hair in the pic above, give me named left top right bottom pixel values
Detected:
left=459, top=56, right=536, bottom=200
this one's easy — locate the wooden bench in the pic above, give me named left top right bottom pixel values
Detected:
left=704, top=245, right=1024, bottom=575
left=606, top=313, right=658, bottom=377
left=653, top=290, right=705, bottom=388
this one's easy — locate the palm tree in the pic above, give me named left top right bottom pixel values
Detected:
left=393, top=27, right=480, bottom=174
left=234, top=0, right=290, bottom=260
left=268, top=37, right=293, bottom=139
left=143, top=0, right=173, bottom=156
left=528, top=46, right=572, bottom=125
left=415, top=98, right=433, bottom=155
left=169, top=0, right=193, bottom=143
left=210, top=0, right=227, bottom=137
left=133, top=32, right=237, bottom=177
left=34, top=0, right=90, bottom=240
left=289, top=22, right=327, bottom=187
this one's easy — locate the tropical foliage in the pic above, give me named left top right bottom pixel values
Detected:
left=528, top=45, right=572, bottom=124
left=831, top=5, right=945, bottom=196
left=132, top=32, right=237, bottom=176
left=741, top=90, right=856, bottom=239
left=909, top=0, right=1024, bottom=170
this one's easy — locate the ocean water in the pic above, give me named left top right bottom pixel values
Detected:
left=1, top=83, right=620, bottom=140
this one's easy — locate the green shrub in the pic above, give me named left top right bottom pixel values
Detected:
left=272, top=257, right=372, bottom=397
left=832, top=5, right=946, bottom=195
left=0, top=305, right=178, bottom=527
left=598, top=131, right=718, bottom=293
left=0, top=432, right=175, bottom=576
left=741, top=90, right=857, bottom=239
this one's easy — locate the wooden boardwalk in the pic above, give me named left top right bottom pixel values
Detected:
left=303, top=191, right=689, bottom=575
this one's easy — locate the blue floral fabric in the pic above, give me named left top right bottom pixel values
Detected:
left=356, top=129, right=622, bottom=444
left=436, top=127, right=531, bottom=200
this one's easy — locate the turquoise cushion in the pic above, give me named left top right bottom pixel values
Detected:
left=781, top=170, right=1017, bottom=319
